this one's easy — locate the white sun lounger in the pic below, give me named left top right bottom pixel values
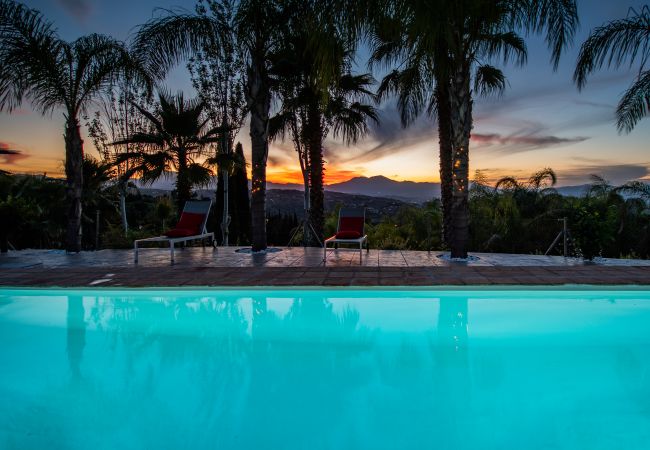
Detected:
left=324, top=207, right=369, bottom=263
left=134, top=200, right=215, bottom=264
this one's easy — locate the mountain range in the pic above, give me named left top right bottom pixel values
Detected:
left=137, top=174, right=596, bottom=203
left=268, top=175, right=593, bottom=202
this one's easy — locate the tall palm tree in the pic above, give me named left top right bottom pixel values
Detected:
left=114, top=91, right=220, bottom=216
left=270, top=1, right=378, bottom=243
left=367, top=0, right=578, bottom=258
left=133, top=0, right=288, bottom=251
left=0, top=0, right=150, bottom=252
left=272, top=36, right=378, bottom=243
left=574, top=5, right=650, bottom=133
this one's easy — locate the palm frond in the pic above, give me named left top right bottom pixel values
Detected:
left=474, top=31, right=527, bottom=66
left=520, top=0, right=579, bottom=70
left=330, top=101, right=379, bottom=144
left=134, top=11, right=218, bottom=81
left=112, top=132, right=165, bottom=148
left=495, top=176, right=520, bottom=191
left=614, top=180, right=650, bottom=199
left=268, top=110, right=295, bottom=142
left=527, top=167, right=557, bottom=190
left=575, top=6, right=650, bottom=89
left=377, top=65, right=429, bottom=127
left=616, top=69, right=650, bottom=133
left=0, top=0, right=67, bottom=113
left=73, top=34, right=149, bottom=113
left=185, top=162, right=213, bottom=187
left=474, top=64, right=507, bottom=97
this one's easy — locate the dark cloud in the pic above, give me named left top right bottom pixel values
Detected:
left=55, top=0, right=92, bottom=21
left=472, top=125, right=588, bottom=154
left=329, top=104, right=436, bottom=164
left=559, top=163, right=650, bottom=185
left=269, top=140, right=305, bottom=166
left=0, top=143, right=28, bottom=165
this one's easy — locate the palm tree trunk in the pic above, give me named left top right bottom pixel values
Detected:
left=176, top=151, right=191, bottom=217
left=302, top=170, right=312, bottom=246
left=436, top=81, right=453, bottom=247
left=233, top=143, right=251, bottom=245
left=447, top=65, right=473, bottom=259
left=307, top=102, right=324, bottom=244
left=221, top=168, right=230, bottom=245
left=64, top=116, right=84, bottom=252
left=220, top=125, right=231, bottom=246
left=119, top=184, right=128, bottom=234
left=247, top=60, right=271, bottom=252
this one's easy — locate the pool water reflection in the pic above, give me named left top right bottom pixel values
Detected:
left=0, top=289, right=649, bottom=450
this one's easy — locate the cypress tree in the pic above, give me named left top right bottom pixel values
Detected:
left=231, top=142, right=251, bottom=245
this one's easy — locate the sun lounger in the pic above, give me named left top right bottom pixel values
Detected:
left=323, top=207, right=369, bottom=263
left=134, top=200, right=215, bottom=263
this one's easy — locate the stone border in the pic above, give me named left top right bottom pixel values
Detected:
left=1, top=266, right=649, bottom=288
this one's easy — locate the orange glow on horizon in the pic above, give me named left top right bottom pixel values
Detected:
left=265, top=165, right=370, bottom=185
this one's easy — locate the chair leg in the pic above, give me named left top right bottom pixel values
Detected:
left=359, top=242, right=362, bottom=263
left=134, top=241, right=138, bottom=263
left=170, top=241, right=175, bottom=264
left=323, top=243, right=327, bottom=263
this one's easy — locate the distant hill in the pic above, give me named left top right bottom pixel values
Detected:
left=327, top=176, right=439, bottom=203
left=266, top=189, right=407, bottom=222
left=138, top=174, right=438, bottom=203
left=268, top=176, right=439, bottom=203
left=554, top=185, right=590, bottom=197
left=139, top=187, right=407, bottom=221
left=136, top=174, right=643, bottom=204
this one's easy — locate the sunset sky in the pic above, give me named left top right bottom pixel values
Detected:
left=1, top=0, right=649, bottom=186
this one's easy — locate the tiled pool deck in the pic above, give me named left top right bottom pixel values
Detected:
left=1, top=247, right=649, bottom=287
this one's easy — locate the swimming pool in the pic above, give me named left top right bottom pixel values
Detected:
left=1, top=288, right=649, bottom=450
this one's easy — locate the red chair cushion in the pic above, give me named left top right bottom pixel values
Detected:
left=164, top=228, right=200, bottom=238
left=335, top=230, right=362, bottom=239
left=339, top=216, right=364, bottom=232
left=164, top=212, right=205, bottom=237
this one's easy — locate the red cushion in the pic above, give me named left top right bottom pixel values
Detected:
left=175, top=212, right=205, bottom=235
left=164, top=228, right=199, bottom=238
left=338, top=216, right=364, bottom=234
left=335, top=230, right=362, bottom=239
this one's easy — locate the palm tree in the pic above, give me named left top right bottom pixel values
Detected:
left=133, top=0, right=288, bottom=251
left=0, top=0, right=150, bottom=252
left=367, top=0, right=578, bottom=258
left=270, top=4, right=378, bottom=243
left=272, top=66, right=378, bottom=243
left=114, top=91, right=220, bottom=216
left=574, top=6, right=650, bottom=133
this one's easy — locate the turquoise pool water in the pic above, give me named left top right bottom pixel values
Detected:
left=1, top=289, right=649, bottom=450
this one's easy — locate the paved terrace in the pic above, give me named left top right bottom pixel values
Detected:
left=1, top=247, right=649, bottom=287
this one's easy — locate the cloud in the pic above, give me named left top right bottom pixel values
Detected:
left=55, top=0, right=92, bottom=21
left=0, top=143, right=28, bottom=165
left=329, top=104, right=436, bottom=164
left=472, top=121, right=589, bottom=154
left=472, top=131, right=588, bottom=153
left=558, top=163, right=650, bottom=186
